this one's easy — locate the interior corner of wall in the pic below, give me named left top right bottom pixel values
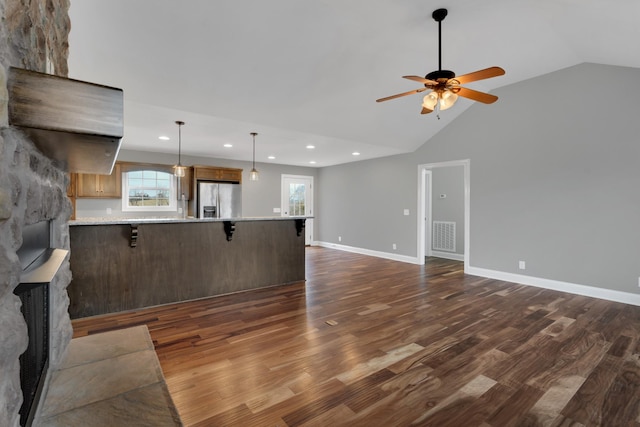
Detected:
left=0, top=65, right=8, bottom=128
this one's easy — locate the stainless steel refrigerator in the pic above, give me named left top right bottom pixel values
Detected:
left=197, top=182, right=242, bottom=218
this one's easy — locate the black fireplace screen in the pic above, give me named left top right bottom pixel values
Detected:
left=15, top=221, right=54, bottom=427
left=14, top=282, right=49, bottom=427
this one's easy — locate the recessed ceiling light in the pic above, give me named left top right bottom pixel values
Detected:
left=224, top=143, right=233, bottom=148
left=352, top=152, right=361, bottom=156
left=158, top=136, right=170, bottom=141
left=268, top=155, right=276, bottom=160
left=309, top=160, right=316, bottom=164
left=306, top=145, right=315, bottom=149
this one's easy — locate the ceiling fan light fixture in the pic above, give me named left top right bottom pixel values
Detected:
left=439, top=90, right=458, bottom=110
left=376, top=8, right=504, bottom=114
left=422, top=91, right=438, bottom=110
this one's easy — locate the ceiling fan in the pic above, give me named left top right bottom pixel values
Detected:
left=376, top=8, right=505, bottom=115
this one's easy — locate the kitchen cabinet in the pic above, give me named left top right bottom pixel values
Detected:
left=76, top=163, right=122, bottom=198
left=193, top=166, right=242, bottom=183
left=67, top=173, right=76, bottom=197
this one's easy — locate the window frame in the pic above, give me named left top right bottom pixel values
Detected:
left=121, top=169, right=178, bottom=212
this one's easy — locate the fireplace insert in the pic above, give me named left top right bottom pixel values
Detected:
left=15, top=221, right=68, bottom=426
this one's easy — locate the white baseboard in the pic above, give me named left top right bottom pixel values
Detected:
left=430, top=251, right=464, bottom=261
left=466, top=266, right=640, bottom=307
left=312, top=243, right=640, bottom=307
left=315, top=241, right=420, bottom=264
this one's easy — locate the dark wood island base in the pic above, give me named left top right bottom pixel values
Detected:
left=68, top=218, right=306, bottom=318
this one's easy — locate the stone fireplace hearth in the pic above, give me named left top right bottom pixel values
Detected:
left=1, top=0, right=73, bottom=425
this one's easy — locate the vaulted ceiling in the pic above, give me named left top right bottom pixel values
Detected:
left=68, top=0, right=640, bottom=167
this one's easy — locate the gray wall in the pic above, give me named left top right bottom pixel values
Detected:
left=317, top=154, right=417, bottom=254
left=431, top=166, right=464, bottom=255
left=76, top=149, right=318, bottom=219
left=318, top=63, right=640, bottom=294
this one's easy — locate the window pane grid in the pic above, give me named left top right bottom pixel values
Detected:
left=289, top=183, right=306, bottom=216
left=124, top=171, right=175, bottom=209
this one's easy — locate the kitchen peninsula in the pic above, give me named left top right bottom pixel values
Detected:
left=67, top=217, right=306, bottom=318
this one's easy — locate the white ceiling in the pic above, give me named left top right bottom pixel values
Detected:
left=68, top=0, right=640, bottom=168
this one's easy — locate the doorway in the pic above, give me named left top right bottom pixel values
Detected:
left=281, top=174, right=314, bottom=245
left=417, top=160, right=469, bottom=270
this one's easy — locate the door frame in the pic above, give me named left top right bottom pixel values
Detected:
left=281, top=174, right=314, bottom=245
left=417, top=159, right=470, bottom=270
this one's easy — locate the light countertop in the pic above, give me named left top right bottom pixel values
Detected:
left=69, top=216, right=311, bottom=226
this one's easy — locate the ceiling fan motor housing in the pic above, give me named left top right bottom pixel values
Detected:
left=426, top=69, right=455, bottom=82
left=432, top=8, right=448, bottom=22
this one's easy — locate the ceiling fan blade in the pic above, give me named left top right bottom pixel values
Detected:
left=453, top=67, right=505, bottom=85
left=421, top=107, right=433, bottom=115
left=376, top=87, right=427, bottom=103
left=403, top=75, right=438, bottom=86
left=456, top=87, right=498, bottom=104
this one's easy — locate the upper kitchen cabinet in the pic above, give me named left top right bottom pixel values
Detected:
left=76, top=163, right=122, bottom=198
left=67, top=173, right=76, bottom=197
left=193, top=166, right=243, bottom=183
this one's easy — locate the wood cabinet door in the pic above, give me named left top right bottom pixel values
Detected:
left=218, top=168, right=242, bottom=182
left=194, top=166, right=243, bottom=183
left=76, top=163, right=121, bottom=198
left=99, top=163, right=121, bottom=197
left=76, top=173, right=100, bottom=197
left=67, top=173, right=76, bottom=197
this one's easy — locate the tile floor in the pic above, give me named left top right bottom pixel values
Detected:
left=35, top=325, right=182, bottom=426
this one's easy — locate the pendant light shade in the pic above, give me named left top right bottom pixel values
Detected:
left=173, top=121, right=186, bottom=177
left=250, top=132, right=259, bottom=181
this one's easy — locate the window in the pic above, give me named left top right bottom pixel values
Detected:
left=122, top=170, right=177, bottom=212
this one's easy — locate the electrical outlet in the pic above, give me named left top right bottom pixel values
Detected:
left=403, top=209, right=410, bottom=216
left=273, top=207, right=281, bottom=213
left=519, top=261, right=526, bottom=270
left=392, top=243, right=397, bottom=250
left=106, top=208, right=112, bottom=215
left=338, top=236, right=342, bottom=242
left=638, top=277, right=640, bottom=288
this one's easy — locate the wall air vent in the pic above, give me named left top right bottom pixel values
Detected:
left=432, top=221, right=456, bottom=252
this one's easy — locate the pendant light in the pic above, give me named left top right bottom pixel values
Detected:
left=173, top=120, right=186, bottom=177
left=249, top=132, right=259, bottom=181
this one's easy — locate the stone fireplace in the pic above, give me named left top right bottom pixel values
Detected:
left=1, top=0, right=73, bottom=425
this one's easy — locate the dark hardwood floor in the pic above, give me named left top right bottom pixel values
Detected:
left=72, top=247, right=640, bottom=426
